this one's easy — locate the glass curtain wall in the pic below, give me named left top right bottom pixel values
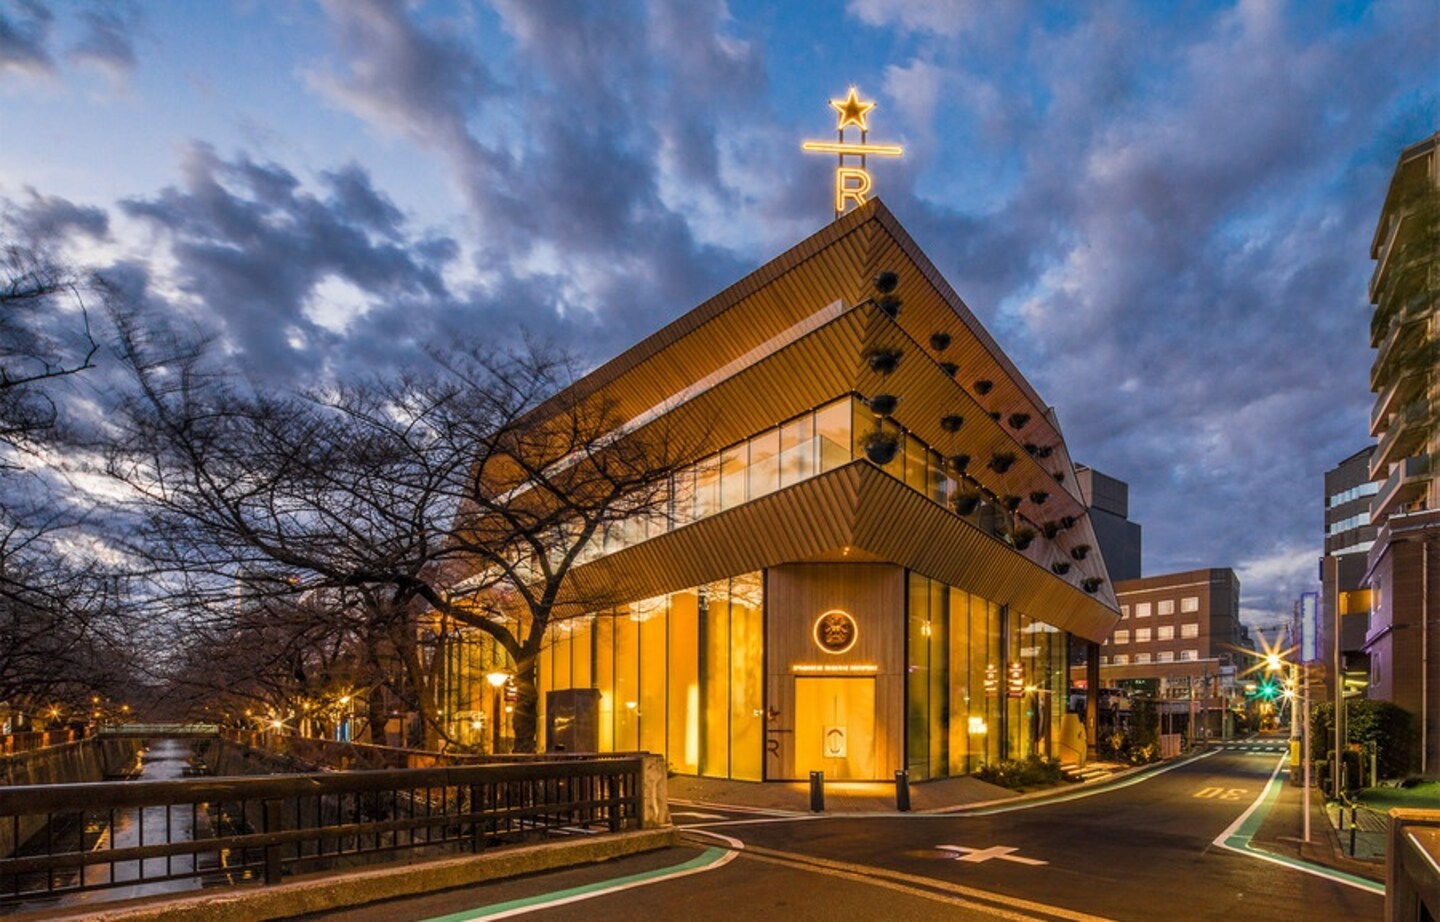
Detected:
left=906, top=575, right=1073, bottom=776
left=536, top=573, right=763, bottom=781
left=907, top=574, right=1008, bottom=779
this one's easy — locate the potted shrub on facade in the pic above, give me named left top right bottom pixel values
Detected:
left=940, top=414, right=965, bottom=433
left=949, top=453, right=971, bottom=473
left=1051, top=561, right=1071, bottom=575
left=874, top=270, right=899, bottom=293
left=1029, top=490, right=1049, bottom=505
left=1071, top=543, right=1091, bottom=561
left=1007, top=527, right=1036, bottom=551
left=869, top=393, right=899, bottom=416
left=1082, top=577, right=1104, bottom=594
left=929, top=332, right=952, bottom=351
left=939, top=362, right=959, bottom=378
left=859, top=429, right=900, bottom=465
left=1002, top=494, right=1022, bottom=512
left=877, top=295, right=902, bottom=318
left=974, top=379, right=994, bottom=395
left=952, top=489, right=983, bottom=516
left=1007, top=412, right=1031, bottom=429
left=1041, top=521, right=1060, bottom=539
left=864, top=345, right=903, bottom=374
left=989, top=451, right=1016, bottom=474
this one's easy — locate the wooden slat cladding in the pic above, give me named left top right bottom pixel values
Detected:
left=557, top=461, right=1118, bottom=643
left=766, top=563, right=904, bottom=780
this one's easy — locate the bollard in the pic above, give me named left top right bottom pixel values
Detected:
left=1349, top=805, right=1357, bottom=856
left=895, top=769, right=911, bottom=812
left=809, top=771, right=825, bottom=812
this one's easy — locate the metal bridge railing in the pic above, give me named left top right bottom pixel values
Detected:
left=0, top=757, right=644, bottom=906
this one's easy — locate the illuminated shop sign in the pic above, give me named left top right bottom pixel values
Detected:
left=792, top=663, right=879, bottom=675
left=1006, top=661, right=1025, bottom=698
left=813, top=609, right=859, bottom=654
left=802, top=87, right=904, bottom=218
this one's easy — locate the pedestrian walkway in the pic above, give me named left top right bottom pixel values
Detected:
left=1325, top=800, right=1389, bottom=862
left=668, top=773, right=1018, bottom=814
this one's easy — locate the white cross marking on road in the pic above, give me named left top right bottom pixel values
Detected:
left=937, top=845, right=1048, bottom=866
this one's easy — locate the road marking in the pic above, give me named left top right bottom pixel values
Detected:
left=701, top=837, right=1112, bottom=921
left=937, top=844, right=1048, bottom=865
left=1193, top=786, right=1247, bottom=800
left=421, top=839, right=739, bottom=921
left=671, top=811, right=729, bottom=820
left=1211, top=755, right=1385, bottom=896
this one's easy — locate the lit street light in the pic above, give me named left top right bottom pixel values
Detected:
left=485, top=671, right=511, bottom=755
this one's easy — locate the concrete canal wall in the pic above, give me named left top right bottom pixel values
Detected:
left=0, top=737, right=146, bottom=858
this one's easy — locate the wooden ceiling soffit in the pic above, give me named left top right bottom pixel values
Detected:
left=555, top=461, right=1118, bottom=643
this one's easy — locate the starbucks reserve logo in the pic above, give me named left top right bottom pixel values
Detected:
left=813, top=610, right=858, bottom=655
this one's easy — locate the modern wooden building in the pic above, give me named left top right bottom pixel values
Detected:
left=454, top=200, right=1121, bottom=782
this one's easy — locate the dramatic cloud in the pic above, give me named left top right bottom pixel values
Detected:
left=0, top=1, right=1434, bottom=627
left=0, top=0, right=55, bottom=77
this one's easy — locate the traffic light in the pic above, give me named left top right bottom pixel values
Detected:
left=1257, top=678, right=1281, bottom=700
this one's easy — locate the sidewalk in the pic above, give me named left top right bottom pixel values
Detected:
left=1249, top=775, right=1386, bottom=884
left=668, top=761, right=1134, bottom=815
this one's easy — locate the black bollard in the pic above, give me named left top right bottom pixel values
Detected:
left=809, top=770, right=825, bottom=812
left=895, top=769, right=911, bottom=812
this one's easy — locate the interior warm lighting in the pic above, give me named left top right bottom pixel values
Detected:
left=485, top=671, right=511, bottom=688
left=792, top=663, right=878, bottom=674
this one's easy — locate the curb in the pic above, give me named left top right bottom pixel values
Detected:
left=20, top=828, right=679, bottom=922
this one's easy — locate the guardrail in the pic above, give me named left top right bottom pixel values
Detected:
left=1388, top=809, right=1440, bottom=922
left=0, top=730, right=84, bottom=755
left=0, top=757, right=646, bottom=907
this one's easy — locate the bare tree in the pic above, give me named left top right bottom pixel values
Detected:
left=109, top=320, right=689, bottom=752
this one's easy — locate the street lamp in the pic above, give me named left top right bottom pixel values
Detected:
left=485, top=671, right=511, bottom=754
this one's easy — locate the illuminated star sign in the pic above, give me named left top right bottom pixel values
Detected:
left=802, top=87, right=903, bottom=218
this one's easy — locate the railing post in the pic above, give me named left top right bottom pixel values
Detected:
left=263, top=799, right=283, bottom=885
left=809, top=771, right=825, bottom=812
left=469, top=784, right=483, bottom=853
left=607, top=773, right=620, bottom=832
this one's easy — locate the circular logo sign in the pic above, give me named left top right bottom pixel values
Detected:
left=813, top=610, right=858, bottom=655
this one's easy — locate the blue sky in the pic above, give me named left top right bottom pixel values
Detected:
left=1, top=0, right=1436, bottom=629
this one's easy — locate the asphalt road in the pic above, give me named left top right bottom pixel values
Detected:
left=305, top=747, right=1384, bottom=922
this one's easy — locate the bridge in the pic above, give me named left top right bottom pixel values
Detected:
left=0, top=730, right=669, bottom=918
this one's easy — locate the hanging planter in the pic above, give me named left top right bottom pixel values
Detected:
left=869, top=393, right=899, bottom=416
left=952, top=489, right=983, bottom=516
left=949, top=453, right=971, bottom=473
left=1050, top=561, right=1071, bottom=575
left=1001, top=494, right=1022, bottom=512
left=1007, top=412, right=1031, bottom=430
left=874, top=270, right=899, bottom=293
left=1053, top=471, right=1066, bottom=484
left=859, top=429, right=900, bottom=465
left=1082, top=577, right=1104, bottom=594
left=1059, top=515, right=1076, bottom=530
left=940, top=414, right=965, bottom=433
left=939, top=362, right=959, bottom=378
left=1070, top=543, right=1091, bottom=561
left=1041, top=521, right=1060, bottom=540
left=929, top=332, right=952, bottom=351
left=989, top=411, right=1002, bottom=421
left=1036, top=445, right=1054, bottom=459
left=974, top=379, right=994, bottom=395
left=877, top=295, right=902, bottom=318
left=1007, top=527, right=1036, bottom=551
left=1029, top=490, right=1049, bottom=505
left=989, top=451, right=1016, bottom=474
left=864, top=345, right=903, bottom=374
left=1024, top=442, right=1040, bottom=456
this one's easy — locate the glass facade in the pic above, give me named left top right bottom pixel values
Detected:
left=536, top=573, right=764, bottom=781
left=576, top=394, right=1014, bottom=567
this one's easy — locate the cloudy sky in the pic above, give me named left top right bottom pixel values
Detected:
left=1, top=0, right=1435, bottom=628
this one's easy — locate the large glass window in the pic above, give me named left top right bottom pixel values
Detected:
left=779, top=414, right=815, bottom=486
left=747, top=429, right=780, bottom=501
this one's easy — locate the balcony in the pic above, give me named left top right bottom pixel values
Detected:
left=1371, top=453, right=1432, bottom=523
left=1371, top=365, right=1426, bottom=436
left=1370, top=396, right=1433, bottom=479
left=1369, top=310, right=1428, bottom=391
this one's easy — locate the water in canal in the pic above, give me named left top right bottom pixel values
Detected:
left=3, top=738, right=217, bottom=914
